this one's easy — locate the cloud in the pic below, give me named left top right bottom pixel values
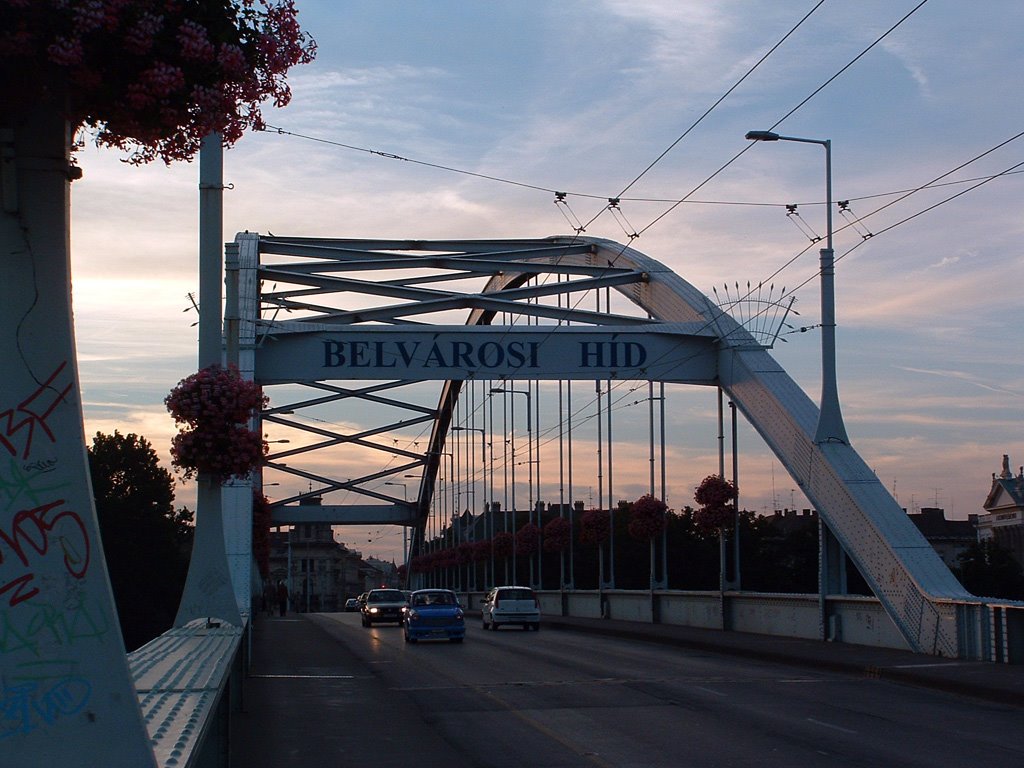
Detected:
left=894, top=366, right=1023, bottom=397
left=928, top=255, right=960, bottom=269
left=880, top=38, right=933, bottom=99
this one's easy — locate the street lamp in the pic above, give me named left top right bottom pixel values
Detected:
left=384, top=480, right=413, bottom=575
left=451, top=425, right=486, bottom=463
left=745, top=130, right=848, bottom=444
left=490, top=387, right=533, bottom=508
left=491, top=386, right=536, bottom=587
left=452, top=423, right=488, bottom=544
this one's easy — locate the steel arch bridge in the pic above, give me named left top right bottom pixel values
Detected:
left=229, top=232, right=979, bottom=657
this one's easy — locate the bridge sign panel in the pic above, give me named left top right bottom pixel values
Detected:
left=255, top=323, right=718, bottom=383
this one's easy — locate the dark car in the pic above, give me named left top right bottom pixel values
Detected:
left=360, top=588, right=407, bottom=626
left=403, top=589, right=465, bottom=643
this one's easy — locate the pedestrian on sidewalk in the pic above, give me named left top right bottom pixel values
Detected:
left=277, top=581, right=288, bottom=616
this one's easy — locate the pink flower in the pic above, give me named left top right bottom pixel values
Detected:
left=542, top=516, right=571, bottom=552
left=177, top=19, right=214, bottom=61
left=579, top=509, right=610, bottom=544
left=47, top=35, right=84, bottom=66
left=217, top=43, right=247, bottom=78
left=1, top=0, right=317, bottom=165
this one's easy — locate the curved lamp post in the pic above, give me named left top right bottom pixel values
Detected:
left=745, top=130, right=848, bottom=445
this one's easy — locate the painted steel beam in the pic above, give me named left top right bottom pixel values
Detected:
left=271, top=503, right=417, bottom=525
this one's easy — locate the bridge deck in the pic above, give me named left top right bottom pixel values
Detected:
left=230, top=610, right=1022, bottom=766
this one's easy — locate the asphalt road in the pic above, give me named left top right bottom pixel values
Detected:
left=232, top=612, right=1024, bottom=767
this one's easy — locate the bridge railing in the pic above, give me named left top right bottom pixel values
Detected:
left=460, top=588, right=1024, bottom=663
left=128, top=619, right=245, bottom=767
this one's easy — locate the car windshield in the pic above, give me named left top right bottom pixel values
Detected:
left=413, top=592, right=456, bottom=606
left=368, top=590, right=405, bottom=603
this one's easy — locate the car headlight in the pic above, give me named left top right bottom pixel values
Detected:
left=455, top=609, right=464, bottom=619
left=407, top=610, right=420, bottom=621
left=369, top=607, right=379, bottom=614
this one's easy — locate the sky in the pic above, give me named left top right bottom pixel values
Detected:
left=69, top=0, right=1023, bottom=561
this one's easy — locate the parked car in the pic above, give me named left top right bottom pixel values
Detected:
left=361, top=588, right=408, bottom=626
left=481, top=586, right=540, bottom=631
left=344, top=598, right=359, bottom=612
left=403, top=589, right=465, bottom=643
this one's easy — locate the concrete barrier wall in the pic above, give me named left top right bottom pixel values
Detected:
left=463, top=589, right=912, bottom=651
left=728, top=593, right=821, bottom=640
left=830, top=595, right=911, bottom=650
left=657, top=591, right=724, bottom=630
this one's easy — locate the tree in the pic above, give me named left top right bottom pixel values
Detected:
left=956, top=539, right=1024, bottom=600
left=88, top=431, right=193, bottom=651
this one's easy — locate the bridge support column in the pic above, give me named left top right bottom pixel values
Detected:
left=819, top=520, right=847, bottom=641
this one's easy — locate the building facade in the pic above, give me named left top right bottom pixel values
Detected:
left=977, top=454, right=1024, bottom=567
left=268, top=523, right=368, bottom=612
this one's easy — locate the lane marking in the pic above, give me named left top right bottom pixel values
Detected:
left=249, top=674, right=358, bottom=680
left=806, top=717, right=858, bottom=734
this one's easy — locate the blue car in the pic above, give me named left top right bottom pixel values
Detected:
left=403, top=589, right=466, bottom=643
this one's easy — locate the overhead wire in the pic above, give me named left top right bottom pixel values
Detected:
left=609, top=0, right=827, bottom=199
left=276, top=0, right=917, bottom=506
left=262, top=0, right=1020, bottom=532
left=464, top=0, right=836, bottom=385
left=636, top=0, right=932, bottom=238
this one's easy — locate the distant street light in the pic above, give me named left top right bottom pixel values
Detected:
left=745, top=130, right=848, bottom=444
left=489, top=387, right=533, bottom=509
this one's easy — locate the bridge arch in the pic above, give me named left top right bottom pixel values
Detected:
left=237, top=233, right=976, bottom=656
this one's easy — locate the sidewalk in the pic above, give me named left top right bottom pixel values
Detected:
left=542, top=614, right=1024, bottom=708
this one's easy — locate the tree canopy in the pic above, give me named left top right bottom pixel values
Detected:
left=88, top=431, right=193, bottom=650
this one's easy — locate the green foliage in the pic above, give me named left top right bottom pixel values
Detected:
left=88, top=430, right=192, bottom=651
left=955, top=539, right=1024, bottom=600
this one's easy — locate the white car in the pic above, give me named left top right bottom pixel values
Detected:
left=481, top=586, right=540, bottom=631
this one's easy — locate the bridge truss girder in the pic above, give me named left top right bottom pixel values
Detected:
left=234, top=233, right=980, bottom=657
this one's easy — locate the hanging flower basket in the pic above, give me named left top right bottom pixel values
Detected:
left=166, top=365, right=268, bottom=480
left=165, top=365, right=267, bottom=426
left=579, top=508, right=610, bottom=545
left=456, top=542, right=473, bottom=566
left=471, top=539, right=491, bottom=563
left=694, top=475, right=738, bottom=533
left=170, top=424, right=266, bottom=481
left=0, top=0, right=317, bottom=165
left=628, top=494, right=668, bottom=541
left=435, top=548, right=458, bottom=570
left=694, top=474, right=737, bottom=509
left=515, top=523, right=540, bottom=556
left=542, top=516, right=571, bottom=552
left=492, top=532, right=513, bottom=559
